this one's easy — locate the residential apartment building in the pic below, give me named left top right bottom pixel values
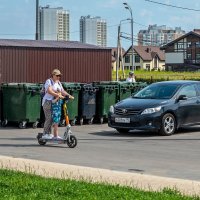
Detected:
left=138, top=24, right=185, bottom=47
left=37, top=5, right=70, bottom=41
left=80, top=16, right=107, bottom=47
left=161, top=30, right=200, bottom=71
left=123, top=46, right=165, bottom=71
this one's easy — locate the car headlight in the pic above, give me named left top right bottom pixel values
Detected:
left=109, top=105, right=114, bottom=114
left=141, top=106, right=161, bottom=115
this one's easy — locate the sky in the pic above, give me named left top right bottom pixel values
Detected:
left=0, top=0, right=199, bottom=49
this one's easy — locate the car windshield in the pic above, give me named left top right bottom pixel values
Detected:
left=133, top=84, right=181, bottom=99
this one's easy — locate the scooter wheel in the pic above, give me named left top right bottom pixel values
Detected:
left=37, top=133, right=46, bottom=146
left=67, top=135, right=77, bottom=148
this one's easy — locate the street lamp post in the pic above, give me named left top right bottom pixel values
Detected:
left=116, top=18, right=130, bottom=81
left=123, top=2, right=134, bottom=71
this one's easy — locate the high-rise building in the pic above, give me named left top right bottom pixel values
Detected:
left=80, top=16, right=107, bottom=47
left=138, top=24, right=185, bottom=46
left=37, top=5, right=70, bottom=41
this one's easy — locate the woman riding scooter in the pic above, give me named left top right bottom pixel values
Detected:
left=42, top=69, right=74, bottom=140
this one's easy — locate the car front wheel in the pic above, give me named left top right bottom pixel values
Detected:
left=159, top=113, right=176, bottom=136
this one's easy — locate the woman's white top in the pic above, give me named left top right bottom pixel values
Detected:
left=42, top=79, right=63, bottom=106
left=126, top=77, right=136, bottom=83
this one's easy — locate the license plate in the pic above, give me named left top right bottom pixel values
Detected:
left=115, top=118, right=130, bottom=123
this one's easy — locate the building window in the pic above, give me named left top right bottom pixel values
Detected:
left=196, top=53, right=200, bottom=60
left=125, top=55, right=130, bottom=63
left=146, top=64, right=150, bottom=71
left=187, top=53, right=192, bottom=59
left=187, top=42, right=192, bottom=48
left=125, top=66, right=129, bottom=70
left=196, top=42, right=200, bottom=47
left=177, top=42, right=184, bottom=50
left=136, top=66, right=141, bottom=70
left=135, top=55, right=140, bottom=63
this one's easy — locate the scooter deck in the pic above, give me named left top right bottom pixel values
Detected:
left=40, top=138, right=67, bottom=144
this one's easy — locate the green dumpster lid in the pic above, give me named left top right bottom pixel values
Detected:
left=1, top=83, right=40, bottom=89
left=93, top=81, right=120, bottom=86
left=61, top=82, right=81, bottom=90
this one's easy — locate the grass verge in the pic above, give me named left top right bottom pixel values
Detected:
left=0, top=169, right=199, bottom=200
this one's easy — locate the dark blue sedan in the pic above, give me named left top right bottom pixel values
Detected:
left=108, top=81, right=200, bottom=136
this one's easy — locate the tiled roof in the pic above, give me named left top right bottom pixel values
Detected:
left=124, top=46, right=165, bottom=61
left=0, top=39, right=110, bottom=50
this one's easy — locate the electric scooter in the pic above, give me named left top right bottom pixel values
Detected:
left=37, top=98, right=77, bottom=148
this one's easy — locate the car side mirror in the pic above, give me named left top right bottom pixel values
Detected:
left=177, top=95, right=187, bottom=102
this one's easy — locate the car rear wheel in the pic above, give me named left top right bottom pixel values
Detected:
left=159, top=113, right=176, bottom=136
left=116, top=128, right=130, bottom=133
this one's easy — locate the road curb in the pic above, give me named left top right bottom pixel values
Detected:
left=0, top=155, right=200, bottom=196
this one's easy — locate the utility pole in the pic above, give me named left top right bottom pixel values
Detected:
left=36, top=0, right=39, bottom=40
left=123, top=3, right=134, bottom=71
left=116, top=25, right=121, bottom=81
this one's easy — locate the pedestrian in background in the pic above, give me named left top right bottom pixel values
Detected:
left=126, top=71, right=136, bottom=83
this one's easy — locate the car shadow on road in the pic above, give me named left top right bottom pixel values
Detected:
left=89, top=130, right=159, bottom=138
left=88, top=127, right=200, bottom=141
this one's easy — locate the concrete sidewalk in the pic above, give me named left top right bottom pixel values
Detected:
left=0, top=155, right=200, bottom=196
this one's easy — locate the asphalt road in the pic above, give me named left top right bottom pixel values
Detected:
left=0, top=124, right=200, bottom=181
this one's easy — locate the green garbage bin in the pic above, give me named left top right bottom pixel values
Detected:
left=94, top=82, right=119, bottom=124
left=61, top=82, right=81, bottom=126
left=1, top=83, right=41, bottom=128
left=118, top=82, right=133, bottom=101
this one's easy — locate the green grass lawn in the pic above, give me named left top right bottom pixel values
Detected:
left=0, top=169, right=199, bottom=200
left=112, top=70, right=200, bottom=82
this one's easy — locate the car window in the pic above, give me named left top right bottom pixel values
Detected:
left=134, top=84, right=180, bottom=99
left=196, top=84, right=200, bottom=96
left=178, top=85, right=197, bottom=98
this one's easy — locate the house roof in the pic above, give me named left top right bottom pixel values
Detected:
left=111, top=47, right=126, bottom=62
left=124, top=46, right=165, bottom=61
left=0, top=39, right=111, bottom=50
left=161, top=31, right=200, bottom=49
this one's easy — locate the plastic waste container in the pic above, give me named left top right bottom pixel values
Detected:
left=1, top=83, right=41, bottom=128
left=93, top=81, right=119, bottom=124
left=118, top=82, right=133, bottom=101
left=61, top=82, right=81, bottom=126
left=79, top=84, right=98, bottom=125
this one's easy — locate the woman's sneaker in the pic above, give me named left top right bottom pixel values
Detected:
left=52, top=136, right=63, bottom=140
left=42, top=134, right=53, bottom=140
